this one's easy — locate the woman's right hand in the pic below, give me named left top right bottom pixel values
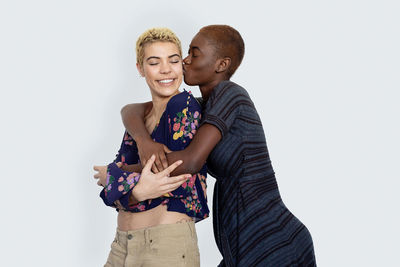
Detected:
left=131, top=155, right=191, bottom=202
left=136, top=138, right=171, bottom=173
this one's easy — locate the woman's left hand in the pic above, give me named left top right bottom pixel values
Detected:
left=93, top=162, right=122, bottom=187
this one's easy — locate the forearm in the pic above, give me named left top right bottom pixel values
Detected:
left=118, top=154, right=194, bottom=205
left=123, top=123, right=222, bottom=176
left=112, top=163, right=143, bottom=204
left=165, top=124, right=222, bottom=176
left=100, top=162, right=141, bottom=207
left=121, top=102, right=152, bottom=142
left=107, top=164, right=142, bottom=207
left=121, top=163, right=142, bottom=173
left=164, top=150, right=204, bottom=176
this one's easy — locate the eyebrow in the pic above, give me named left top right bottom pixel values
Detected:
left=191, top=46, right=200, bottom=51
left=146, top=54, right=181, bottom=61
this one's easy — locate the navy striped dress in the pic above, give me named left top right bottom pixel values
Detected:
left=201, top=81, right=316, bottom=267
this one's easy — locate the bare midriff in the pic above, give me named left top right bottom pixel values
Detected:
left=117, top=204, right=192, bottom=231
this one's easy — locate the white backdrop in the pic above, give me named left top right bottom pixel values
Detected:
left=1, top=0, right=399, bottom=266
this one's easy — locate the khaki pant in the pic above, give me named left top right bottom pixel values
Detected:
left=104, top=221, right=200, bottom=267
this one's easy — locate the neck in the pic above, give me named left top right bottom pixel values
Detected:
left=149, top=91, right=179, bottom=121
left=199, top=78, right=228, bottom=102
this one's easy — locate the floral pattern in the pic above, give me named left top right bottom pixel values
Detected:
left=101, top=163, right=141, bottom=206
left=170, top=94, right=201, bottom=143
left=100, top=90, right=209, bottom=221
left=123, top=131, right=134, bottom=146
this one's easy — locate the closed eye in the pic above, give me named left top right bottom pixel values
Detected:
left=169, top=55, right=181, bottom=63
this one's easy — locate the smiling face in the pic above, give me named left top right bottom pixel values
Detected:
left=137, top=41, right=183, bottom=99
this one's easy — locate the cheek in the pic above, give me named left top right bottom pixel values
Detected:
left=172, top=64, right=183, bottom=76
left=144, top=68, right=159, bottom=82
left=144, top=76, right=154, bottom=89
left=191, top=64, right=208, bottom=78
left=143, top=70, right=157, bottom=85
left=193, top=59, right=213, bottom=73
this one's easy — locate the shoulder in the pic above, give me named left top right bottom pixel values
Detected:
left=216, top=81, right=249, bottom=97
left=208, top=81, right=253, bottom=109
left=167, top=90, right=202, bottom=113
left=167, top=91, right=202, bottom=145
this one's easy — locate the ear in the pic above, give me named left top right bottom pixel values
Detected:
left=136, top=63, right=145, bottom=77
left=215, top=57, right=231, bottom=73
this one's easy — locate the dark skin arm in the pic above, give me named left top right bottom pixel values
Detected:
left=120, top=102, right=222, bottom=176
left=120, top=163, right=142, bottom=173
left=121, top=102, right=171, bottom=173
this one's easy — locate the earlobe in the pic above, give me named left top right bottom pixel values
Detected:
left=216, top=57, right=231, bottom=73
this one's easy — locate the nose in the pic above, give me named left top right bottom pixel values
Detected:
left=183, top=55, right=191, bottom=65
left=160, top=61, right=172, bottom=74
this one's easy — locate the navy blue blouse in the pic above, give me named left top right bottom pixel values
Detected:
left=100, top=90, right=209, bottom=222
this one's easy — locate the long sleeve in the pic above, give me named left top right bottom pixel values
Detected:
left=100, top=163, right=141, bottom=206
left=100, top=131, right=141, bottom=207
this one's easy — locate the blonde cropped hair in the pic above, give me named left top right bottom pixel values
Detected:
left=136, top=27, right=182, bottom=66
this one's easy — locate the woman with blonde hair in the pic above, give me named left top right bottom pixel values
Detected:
left=94, top=27, right=209, bottom=267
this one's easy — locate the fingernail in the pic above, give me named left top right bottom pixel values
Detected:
left=178, top=160, right=183, bottom=164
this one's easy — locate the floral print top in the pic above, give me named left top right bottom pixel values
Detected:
left=100, top=90, right=209, bottom=221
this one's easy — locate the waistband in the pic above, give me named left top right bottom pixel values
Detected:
left=115, top=221, right=196, bottom=244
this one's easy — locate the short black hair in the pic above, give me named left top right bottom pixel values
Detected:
left=199, top=25, right=245, bottom=78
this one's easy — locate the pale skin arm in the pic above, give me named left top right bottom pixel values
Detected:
left=121, top=102, right=171, bottom=173
left=93, top=155, right=191, bottom=203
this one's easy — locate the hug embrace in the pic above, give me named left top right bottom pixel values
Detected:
left=94, top=25, right=316, bottom=267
